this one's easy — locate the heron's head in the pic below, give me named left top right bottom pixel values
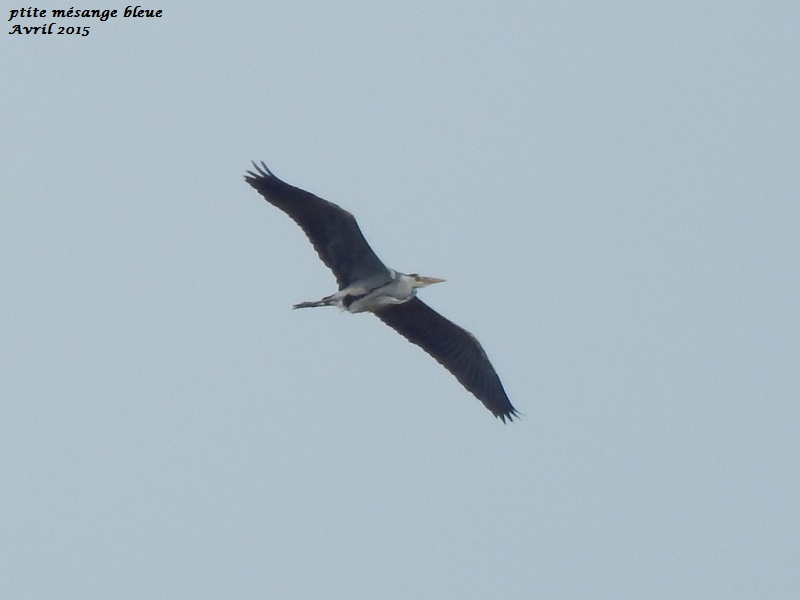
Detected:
left=408, top=273, right=446, bottom=289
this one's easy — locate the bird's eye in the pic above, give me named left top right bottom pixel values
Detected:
left=409, top=273, right=419, bottom=278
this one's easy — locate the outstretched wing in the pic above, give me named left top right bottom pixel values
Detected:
left=376, top=298, right=518, bottom=422
left=244, top=162, right=391, bottom=288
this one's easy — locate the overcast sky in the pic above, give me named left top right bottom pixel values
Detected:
left=2, top=2, right=798, bottom=598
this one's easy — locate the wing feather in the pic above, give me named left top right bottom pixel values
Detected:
left=376, top=298, right=518, bottom=422
left=244, top=162, right=390, bottom=288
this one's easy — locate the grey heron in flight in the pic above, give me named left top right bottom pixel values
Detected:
left=244, top=162, right=518, bottom=422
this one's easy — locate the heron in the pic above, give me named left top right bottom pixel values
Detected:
left=244, top=162, right=518, bottom=422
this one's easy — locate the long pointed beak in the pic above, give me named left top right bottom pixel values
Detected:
left=420, top=276, right=446, bottom=285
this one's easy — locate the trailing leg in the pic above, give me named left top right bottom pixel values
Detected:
left=292, top=293, right=338, bottom=309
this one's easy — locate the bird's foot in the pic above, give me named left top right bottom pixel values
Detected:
left=292, top=296, right=336, bottom=309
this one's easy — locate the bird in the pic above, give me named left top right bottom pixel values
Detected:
left=244, top=162, right=518, bottom=422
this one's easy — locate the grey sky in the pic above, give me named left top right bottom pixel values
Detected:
left=2, top=2, right=798, bottom=598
